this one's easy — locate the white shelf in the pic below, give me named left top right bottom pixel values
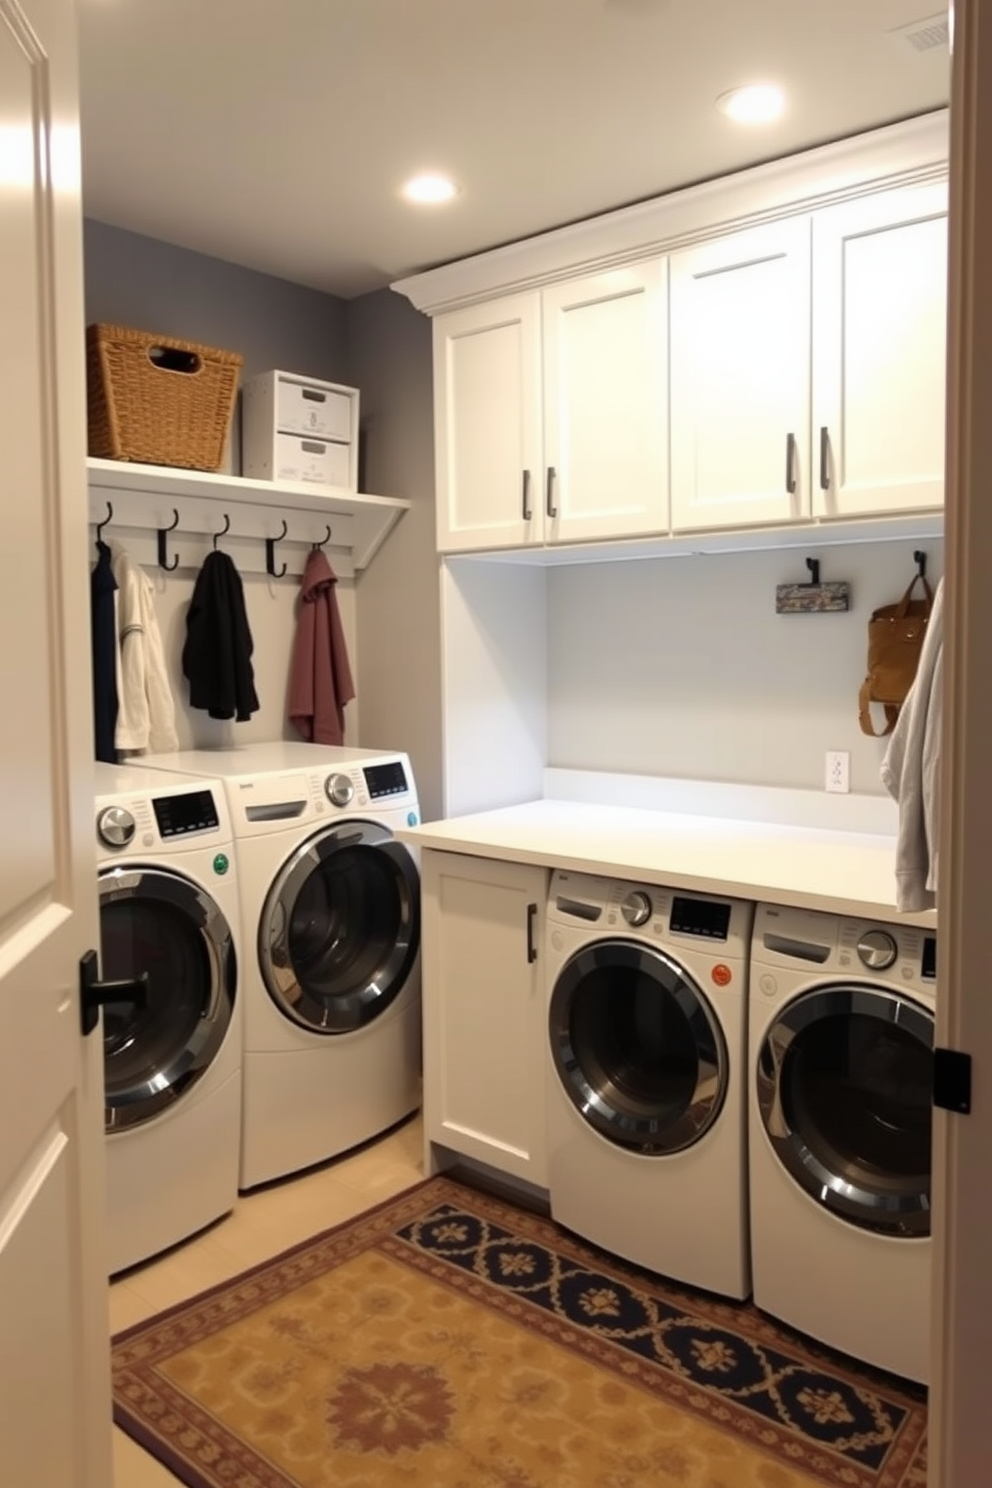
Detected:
left=86, top=457, right=409, bottom=571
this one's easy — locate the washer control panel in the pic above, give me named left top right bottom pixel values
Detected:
left=752, top=902, right=936, bottom=994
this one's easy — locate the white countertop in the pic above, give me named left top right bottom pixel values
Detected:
left=398, top=798, right=936, bottom=928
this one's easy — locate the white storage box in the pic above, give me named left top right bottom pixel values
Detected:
left=242, top=369, right=359, bottom=491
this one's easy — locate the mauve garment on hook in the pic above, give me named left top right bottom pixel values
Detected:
left=182, top=549, right=259, bottom=721
left=288, top=548, right=355, bottom=746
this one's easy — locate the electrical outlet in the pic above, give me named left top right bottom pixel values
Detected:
left=825, top=750, right=850, bottom=794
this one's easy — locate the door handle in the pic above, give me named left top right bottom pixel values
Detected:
left=79, top=949, right=149, bottom=1036
left=522, top=468, right=533, bottom=521
left=819, top=426, right=830, bottom=491
left=546, top=466, right=558, bottom=520
left=785, top=433, right=797, bottom=495
left=526, top=903, right=538, bottom=964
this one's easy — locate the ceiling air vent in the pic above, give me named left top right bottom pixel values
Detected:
left=890, top=12, right=950, bottom=53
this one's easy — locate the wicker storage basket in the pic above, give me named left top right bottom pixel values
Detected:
left=86, top=324, right=244, bottom=472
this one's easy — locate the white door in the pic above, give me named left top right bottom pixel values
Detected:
left=813, top=181, right=948, bottom=519
left=0, top=2, right=113, bottom=1486
left=421, top=852, right=548, bottom=1185
left=669, top=217, right=811, bottom=531
left=433, top=293, right=543, bottom=552
left=542, top=263, right=669, bottom=544
left=929, top=2, right=992, bottom=1481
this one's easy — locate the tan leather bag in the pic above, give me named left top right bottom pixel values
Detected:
left=858, top=572, right=934, bottom=737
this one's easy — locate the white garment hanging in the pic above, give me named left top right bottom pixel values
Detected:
left=109, top=538, right=179, bottom=755
left=880, top=575, right=944, bottom=912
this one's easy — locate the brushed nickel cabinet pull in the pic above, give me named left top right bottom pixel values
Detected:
left=522, top=468, right=533, bottom=521
left=546, top=466, right=558, bottom=519
left=785, top=433, right=797, bottom=495
left=820, top=426, right=830, bottom=491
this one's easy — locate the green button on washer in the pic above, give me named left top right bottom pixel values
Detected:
left=213, top=852, right=230, bottom=875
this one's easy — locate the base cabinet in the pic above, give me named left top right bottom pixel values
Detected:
left=421, top=852, right=549, bottom=1186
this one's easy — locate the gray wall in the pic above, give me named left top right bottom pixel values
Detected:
left=344, top=289, right=442, bottom=822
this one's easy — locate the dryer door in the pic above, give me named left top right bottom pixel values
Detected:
left=98, top=866, right=237, bottom=1132
left=260, top=821, right=420, bottom=1034
left=549, top=939, right=728, bottom=1154
left=756, top=984, right=934, bottom=1235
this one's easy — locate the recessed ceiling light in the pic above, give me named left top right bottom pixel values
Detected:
left=401, top=173, right=458, bottom=205
left=715, top=84, right=785, bottom=124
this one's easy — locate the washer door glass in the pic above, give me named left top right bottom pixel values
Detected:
left=756, top=984, right=934, bottom=1236
left=260, top=821, right=420, bottom=1034
left=99, top=867, right=237, bottom=1133
left=549, top=939, right=728, bottom=1154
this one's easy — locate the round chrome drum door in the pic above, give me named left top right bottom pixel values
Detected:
left=756, top=985, right=934, bottom=1236
left=549, top=940, right=728, bottom=1154
left=260, top=821, right=420, bottom=1034
left=98, top=867, right=237, bottom=1133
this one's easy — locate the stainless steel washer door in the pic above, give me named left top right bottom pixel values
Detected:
left=549, top=939, right=728, bottom=1154
left=98, top=866, right=237, bottom=1133
left=756, top=984, right=934, bottom=1236
left=259, top=820, right=420, bottom=1034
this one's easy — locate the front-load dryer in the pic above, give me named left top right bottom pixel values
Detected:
left=94, top=763, right=242, bottom=1274
left=136, top=742, right=422, bottom=1189
left=749, top=902, right=935, bottom=1383
left=546, top=870, right=754, bottom=1299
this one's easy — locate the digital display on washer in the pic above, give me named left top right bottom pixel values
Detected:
left=152, top=789, right=219, bottom=838
left=363, top=760, right=408, bottom=799
left=921, top=935, right=937, bottom=981
left=670, top=896, right=731, bottom=941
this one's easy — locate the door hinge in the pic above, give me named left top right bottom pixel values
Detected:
left=933, top=1047, right=972, bottom=1114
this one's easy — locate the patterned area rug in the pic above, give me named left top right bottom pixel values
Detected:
left=112, top=1176, right=927, bottom=1488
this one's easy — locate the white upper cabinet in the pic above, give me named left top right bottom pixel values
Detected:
left=434, top=293, right=543, bottom=552
left=669, top=218, right=812, bottom=531
left=434, top=264, right=668, bottom=553
left=541, top=264, right=669, bottom=545
left=812, top=181, right=948, bottom=519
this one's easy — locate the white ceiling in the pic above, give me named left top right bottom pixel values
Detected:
left=76, top=0, right=950, bottom=301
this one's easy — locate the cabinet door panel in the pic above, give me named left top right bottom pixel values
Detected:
left=670, top=218, right=811, bottom=530
left=422, top=853, right=548, bottom=1185
left=543, top=263, right=668, bottom=543
left=434, top=295, right=543, bottom=551
left=813, top=183, right=948, bottom=517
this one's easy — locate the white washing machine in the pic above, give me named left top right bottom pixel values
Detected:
left=136, top=742, right=422, bottom=1189
left=94, top=763, right=242, bottom=1275
left=545, top=870, right=754, bottom=1299
left=749, top=902, right=935, bottom=1383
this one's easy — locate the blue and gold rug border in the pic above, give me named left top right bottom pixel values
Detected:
left=112, top=1175, right=927, bottom=1488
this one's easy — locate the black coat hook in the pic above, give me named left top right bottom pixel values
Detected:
left=157, top=509, right=180, bottom=571
left=312, top=524, right=332, bottom=551
left=212, top=513, right=231, bottom=550
left=914, top=549, right=927, bottom=580
left=265, top=519, right=288, bottom=578
left=804, top=557, right=820, bottom=587
left=95, top=501, right=113, bottom=541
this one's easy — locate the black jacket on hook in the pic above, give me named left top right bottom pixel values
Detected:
left=182, top=549, right=259, bottom=721
left=91, top=538, right=119, bottom=761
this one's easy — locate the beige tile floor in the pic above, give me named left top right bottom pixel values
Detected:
left=108, top=1111, right=425, bottom=1487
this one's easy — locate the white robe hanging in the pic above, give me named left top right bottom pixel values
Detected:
left=109, top=538, right=179, bottom=755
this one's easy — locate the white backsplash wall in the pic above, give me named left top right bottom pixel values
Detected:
left=546, top=536, right=943, bottom=796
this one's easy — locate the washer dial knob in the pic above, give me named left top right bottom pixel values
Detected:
left=621, top=890, right=652, bottom=927
left=856, top=929, right=898, bottom=971
left=325, top=773, right=354, bottom=808
left=97, top=806, right=136, bottom=848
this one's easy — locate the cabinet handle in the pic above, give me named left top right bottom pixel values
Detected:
left=526, top=902, right=538, bottom=964
left=522, top=468, right=533, bottom=521
left=785, top=433, right=797, bottom=495
left=546, top=466, right=558, bottom=520
left=819, top=426, right=830, bottom=491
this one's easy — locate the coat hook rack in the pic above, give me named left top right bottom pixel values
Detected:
left=775, top=554, right=851, bottom=614
left=265, top=519, right=288, bottom=578
left=913, top=549, right=927, bottom=580
left=95, top=501, right=113, bottom=541
left=212, top=513, right=231, bottom=550
left=157, top=509, right=180, bottom=572
left=313, top=524, right=332, bottom=551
